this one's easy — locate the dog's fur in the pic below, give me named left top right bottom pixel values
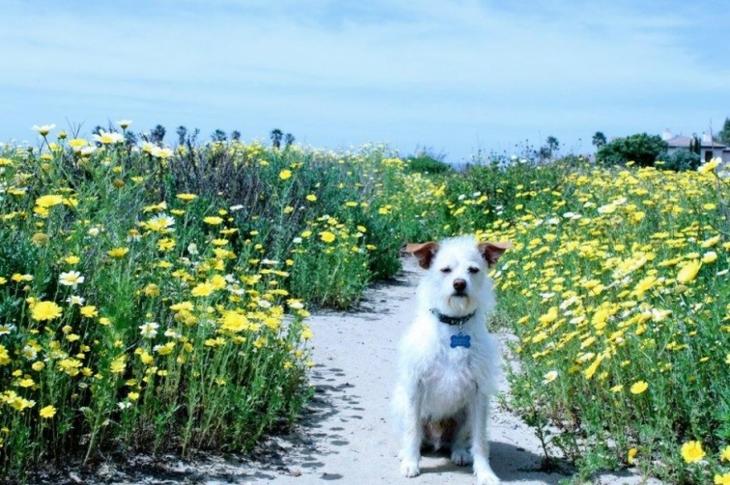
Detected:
left=393, top=235, right=509, bottom=485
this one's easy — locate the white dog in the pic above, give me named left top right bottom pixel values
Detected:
left=393, top=235, right=509, bottom=485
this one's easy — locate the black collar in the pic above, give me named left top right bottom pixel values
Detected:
left=430, top=308, right=476, bottom=326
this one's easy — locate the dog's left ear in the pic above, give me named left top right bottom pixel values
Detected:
left=478, top=241, right=511, bottom=266
left=405, top=242, right=439, bottom=269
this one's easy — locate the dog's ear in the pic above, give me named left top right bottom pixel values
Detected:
left=478, top=241, right=511, bottom=266
left=405, top=242, right=439, bottom=269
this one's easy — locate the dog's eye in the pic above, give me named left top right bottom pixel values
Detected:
left=468, top=267, right=479, bottom=274
left=440, top=267, right=452, bottom=273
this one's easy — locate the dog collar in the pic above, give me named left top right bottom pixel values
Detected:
left=430, top=308, right=476, bottom=326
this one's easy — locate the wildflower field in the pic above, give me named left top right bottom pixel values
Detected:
left=0, top=124, right=728, bottom=484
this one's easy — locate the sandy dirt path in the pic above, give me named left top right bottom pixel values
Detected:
left=107, top=259, right=658, bottom=484
left=223, top=259, right=656, bottom=485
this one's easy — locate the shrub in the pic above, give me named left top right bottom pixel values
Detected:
left=658, top=150, right=702, bottom=171
left=597, top=133, right=668, bottom=167
left=405, top=151, right=452, bottom=174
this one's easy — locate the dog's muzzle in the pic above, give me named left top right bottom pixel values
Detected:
left=452, top=278, right=467, bottom=297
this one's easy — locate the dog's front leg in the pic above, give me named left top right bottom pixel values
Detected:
left=398, top=381, right=423, bottom=477
left=470, top=393, right=500, bottom=485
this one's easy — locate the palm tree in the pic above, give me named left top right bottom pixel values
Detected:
left=546, top=136, right=560, bottom=155
left=270, top=129, right=283, bottom=149
left=150, top=124, right=166, bottom=145
left=284, top=133, right=295, bottom=149
left=176, top=126, right=187, bottom=146
left=211, top=129, right=227, bottom=142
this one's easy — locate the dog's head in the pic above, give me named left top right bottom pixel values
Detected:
left=406, top=236, right=510, bottom=316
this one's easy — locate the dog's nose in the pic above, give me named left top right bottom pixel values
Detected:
left=453, top=279, right=467, bottom=292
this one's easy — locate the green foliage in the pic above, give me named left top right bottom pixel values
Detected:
left=658, top=150, right=702, bottom=172
left=405, top=152, right=452, bottom=174
left=592, top=131, right=607, bottom=148
left=597, top=133, right=668, bottom=167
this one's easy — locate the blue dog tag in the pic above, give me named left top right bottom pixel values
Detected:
left=450, top=333, right=471, bottom=348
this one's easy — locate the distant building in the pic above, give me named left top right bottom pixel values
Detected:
left=662, top=129, right=730, bottom=163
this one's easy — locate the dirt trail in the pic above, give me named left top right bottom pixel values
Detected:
left=109, top=259, right=658, bottom=484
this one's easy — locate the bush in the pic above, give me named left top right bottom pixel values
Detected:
left=405, top=151, right=452, bottom=174
left=657, top=150, right=702, bottom=172
left=597, top=133, right=668, bottom=167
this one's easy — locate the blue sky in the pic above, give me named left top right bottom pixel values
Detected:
left=2, top=0, right=729, bottom=161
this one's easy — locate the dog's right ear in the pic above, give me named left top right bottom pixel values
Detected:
left=405, top=242, right=439, bottom=269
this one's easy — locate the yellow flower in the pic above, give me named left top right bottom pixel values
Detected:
left=538, top=306, right=558, bottom=325
left=279, top=169, right=292, bottom=180
left=627, top=447, right=638, bottom=464
left=319, top=231, right=336, bottom=243
left=701, top=235, right=721, bottom=248
left=697, top=157, right=721, bottom=174
left=306, top=194, right=317, bottom=202
left=203, top=216, right=223, bottom=225
left=715, top=473, right=730, bottom=485
left=630, top=380, right=648, bottom=394
left=680, top=440, right=705, bottom=463
left=191, top=282, right=216, bottom=297
left=31, top=301, right=63, bottom=321
left=702, top=251, right=718, bottom=264
left=221, top=310, right=248, bottom=332
left=80, top=305, right=98, bottom=318
left=720, top=445, right=730, bottom=462
left=176, top=193, right=197, bottom=202
left=68, top=138, right=88, bottom=150
left=35, top=194, right=65, bottom=209
left=39, top=405, right=56, bottom=419
left=110, top=356, right=126, bottom=374
left=107, top=247, right=129, bottom=259
left=676, top=260, right=701, bottom=284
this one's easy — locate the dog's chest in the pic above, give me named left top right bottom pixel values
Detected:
left=421, top=347, right=476, bottom=417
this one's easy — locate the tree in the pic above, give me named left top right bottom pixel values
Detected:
left=546, top=136, right=560, bottom=155
left=537, top=146, right=552, bottom=161
left=270, top=128, right=283, bottom=149
left=537, top=136, right=559, bottom=161
left=592, top=131, right=607, bottom=148
left=719, top=118, right=730, bottom=145
left=211, top=129, right=227, bottom=142
left=150, top=124, right=166, bottom=145
left=176, top=126, right=187, bottom=146
left=231, top=130, right=241, bottom=141
left=596, top=133, right=667, bottom=167
left=284, top=133, right=295, bottom=148
left=662, top=150, right=701, bottom=171
left=688, top=134, right=702, bottom=155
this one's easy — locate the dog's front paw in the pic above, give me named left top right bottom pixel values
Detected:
left=475, top=468, right=500, bottom=485
left=400, top=459, right=420, bottom=478
left=450, top=447, right=473, bottom=466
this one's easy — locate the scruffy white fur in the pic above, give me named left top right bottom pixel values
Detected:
left=393, top=236, right=504, bottom=485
